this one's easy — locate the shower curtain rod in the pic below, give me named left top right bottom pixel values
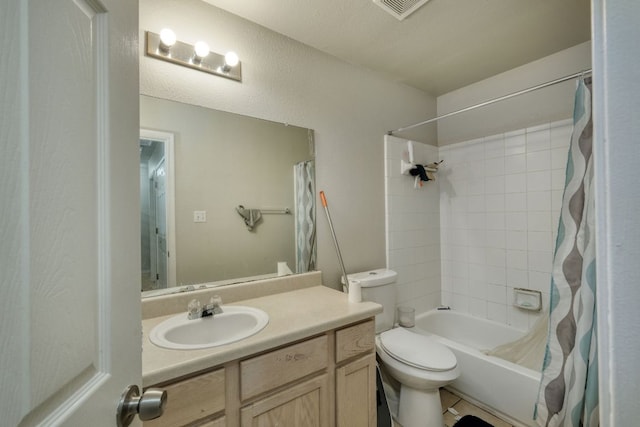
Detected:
left=388, top=69, right=592, bottom=135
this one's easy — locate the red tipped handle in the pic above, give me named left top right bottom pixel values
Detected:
left=320, top=191, right=328, bottom=207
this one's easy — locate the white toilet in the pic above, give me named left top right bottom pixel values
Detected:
left=347, top=269, right=460, bottom=427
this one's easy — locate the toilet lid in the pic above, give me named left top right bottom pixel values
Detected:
left=380, top=328, right=457, bottom=372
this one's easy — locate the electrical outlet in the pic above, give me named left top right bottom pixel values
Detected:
left=193, top=211, right=207, bottom=223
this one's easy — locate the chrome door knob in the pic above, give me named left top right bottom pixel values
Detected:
left=117, top=384, right=167, bottom=427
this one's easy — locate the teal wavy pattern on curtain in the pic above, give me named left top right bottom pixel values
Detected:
left=534, top=79, right=599, bottom=426
left=294, top=160, right=316, bottom=273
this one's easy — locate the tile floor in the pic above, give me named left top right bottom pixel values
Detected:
left=440, top=388, right=513, bottom=427
left=391, top=388, right=514, bottom=427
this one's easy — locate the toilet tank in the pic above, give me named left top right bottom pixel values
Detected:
left=344, top=269, right=397, bottom=333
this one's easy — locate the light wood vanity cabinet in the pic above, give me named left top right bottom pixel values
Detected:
left=143, top=368, right=226, bottom=427
left=200, top=418, right=227, bottom=427
left=239, top=335, right=329, bottom=401
left=145, top=318, right=376, bottom=427
left=241, top=374, right=330, bottom=426
left=335, top=320, right=377, bottom=427
left=335, top=355, right=377, bottom=427
left=239, top=334, right=331, bottom=426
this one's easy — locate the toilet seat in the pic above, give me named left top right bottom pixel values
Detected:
left=379, top=328, right=457, bottom=372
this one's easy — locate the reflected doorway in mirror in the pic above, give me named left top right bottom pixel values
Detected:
left=140, top=129, right=177, bottom=291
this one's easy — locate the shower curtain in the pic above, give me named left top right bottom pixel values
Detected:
left=535, top=79, right=598, bottom=426
left=294, top=160, right=316, bottom=273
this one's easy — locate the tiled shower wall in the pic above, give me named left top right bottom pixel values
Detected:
left=439, top=119, right=572, bottom=330
left=384, top=119, right=573, bottom=330
left=385, top=135, right=442, bottom=313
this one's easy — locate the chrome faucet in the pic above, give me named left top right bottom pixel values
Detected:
left=187, top=296, right=223, bottom=320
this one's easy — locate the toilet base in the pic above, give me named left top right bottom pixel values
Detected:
left=397, top=385, right=444, bottom=427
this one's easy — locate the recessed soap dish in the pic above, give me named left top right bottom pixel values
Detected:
left=513, top=288, right=542, bottom=311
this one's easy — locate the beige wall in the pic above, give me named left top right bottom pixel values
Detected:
left=140, top=0, right=437, bottom=288
left=141, top=96, right=311, bottom=285
left=437, top=42, right=592, bottom=145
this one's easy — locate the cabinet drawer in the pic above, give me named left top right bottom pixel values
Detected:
left=335, top=320, right=375, bottom=363
left=240, top=335, right=328, bottom=400
left=144, top=368, right=225, bottom=427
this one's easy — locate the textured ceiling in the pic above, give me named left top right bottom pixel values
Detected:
left=202, top=0, right=591, bottom=96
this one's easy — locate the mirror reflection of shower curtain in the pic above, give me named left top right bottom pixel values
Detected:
left=294, top=160, right=316, bottom=273
left=535, top=78, right=598, bottom=427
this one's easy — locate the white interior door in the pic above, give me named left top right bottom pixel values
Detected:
left=0, top=0, right=141, bottom=425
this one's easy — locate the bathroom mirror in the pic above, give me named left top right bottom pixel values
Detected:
left=140, top=95, right=316, bottom=297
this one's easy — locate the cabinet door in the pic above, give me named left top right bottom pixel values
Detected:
left=336, top=355, right=377, bottom=427
left=241, top=374, right=329, bottom=427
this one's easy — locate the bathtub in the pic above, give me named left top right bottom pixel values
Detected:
left=414, top=310, right=541, bottom=427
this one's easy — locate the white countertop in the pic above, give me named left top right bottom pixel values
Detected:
left=142, top=285, right=382, bottom=386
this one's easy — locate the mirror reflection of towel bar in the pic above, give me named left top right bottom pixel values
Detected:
left=260, top=208, right=291, bottom=214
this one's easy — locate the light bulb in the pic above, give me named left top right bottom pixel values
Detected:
left=224, top=51, right=239, bottom=68
left=158, top=28, right=176, bottom=52
left=194, top=41, right=210, bottom=60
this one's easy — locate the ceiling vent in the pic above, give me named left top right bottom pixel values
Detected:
left=373, top=0, right=432, bottom=21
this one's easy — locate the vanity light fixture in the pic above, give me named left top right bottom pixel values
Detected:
left=158, top=28, right=176, bottom=53
left=146, top=30, right=242, bottom=82
left=222, top=51, right=239, bottom=72
left=193, top=41, right=210, bottom=63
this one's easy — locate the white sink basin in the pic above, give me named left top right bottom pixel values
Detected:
left=149, top=306, right=269, bottom=350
